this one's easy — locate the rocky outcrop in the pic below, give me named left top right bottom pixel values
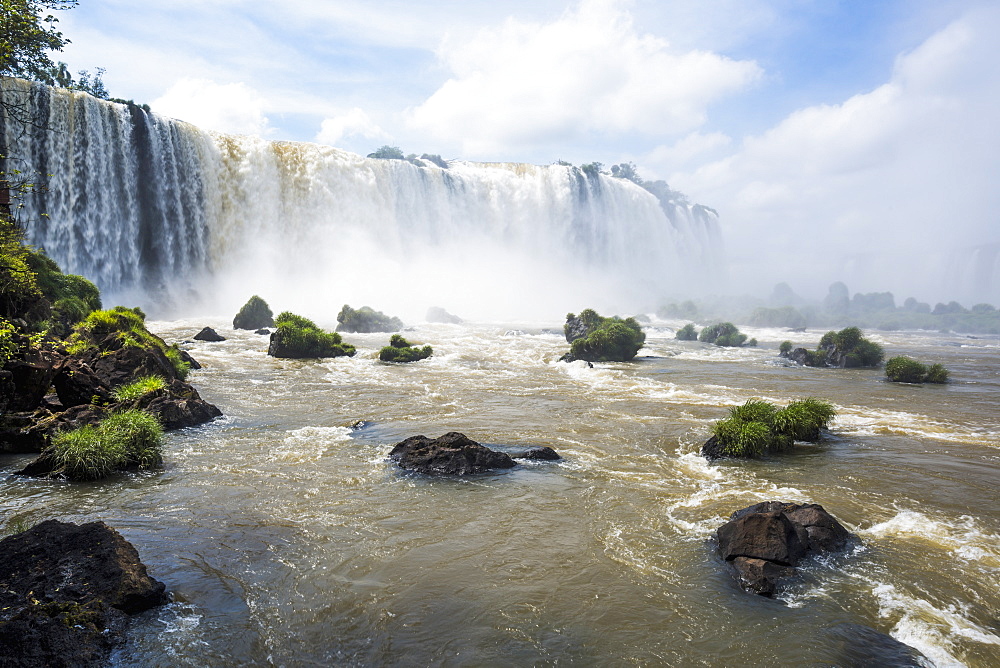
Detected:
left=193, top=327, right=226, bottom=342
left=233, top=295, right=275, bottom=330
left=0, top=520, right=167, bottom=667
left=715, top=501, right=852, bottom=597
left=122, top=379, right=222, bottom=430
left=389, top=432, right=516, bottom=475
left=426, top=306, right=463, bottom=324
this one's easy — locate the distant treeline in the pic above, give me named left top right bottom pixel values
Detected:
left=660, top=281, right=1000, bottom=335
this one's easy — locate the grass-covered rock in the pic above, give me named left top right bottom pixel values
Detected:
left=336, top=304, right=403, bottom=333
left=26, top=409, right=164, bottom=481
left=561, top=309, right=645, bottom=362
left=675, top=323, right=698, bottom=341
left=67, top=306, right=191, bottom=380
left=233, top=295, right=274, bottom=330
left=702, top=398, right=836, bottom=459
left=885, top=356, right=949, bottom=384
left=269, top=312, right=357, bottom=359
left=699, top=322, right=755, bottom=347
left=379, top=334, right=433, bottom=363
left=786, top=326, right=884, bottom=368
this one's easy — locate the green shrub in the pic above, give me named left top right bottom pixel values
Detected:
left=925, top=363, right=949, bottom=384
left=367, top=145, right=405, bottom=160
left=50, top=410, right=163, bottom=481
left=675, top=323, right=698, bottom=341
left=806, top=326, right=884, bottom=368
left=779, top=340, right=793, bottom=355
left=233, top=295, right=274, bottom=330
left=336, top=305, right=403, bottom=333
left=270, top=311, right=357, bottom=358
left=885, top=356, right=949, bottom=384
left=709, top=397, right=836, bottom=458
left=0, top=318, right=20, bottom=366
left=379, top=334, right=433, bottom=363
left=112, top=375, right=167, bottom=401
left=564, top=311, right=645, bottom=362
left=699, top=322, right=749, bottom=347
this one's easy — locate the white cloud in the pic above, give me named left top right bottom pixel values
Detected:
left=151, top=78, right=272, bottom=136
left=407, top=0, right=761, bottom=157
left=315, top=108, right=388, bottom=146
left=672, top=5, right=1000, bottom=302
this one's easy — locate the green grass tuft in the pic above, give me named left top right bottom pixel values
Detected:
left=50, top=410, right=163, bottom=481
left=710, top=397, right=836, bottom=458
left=112, top=375, right=167, bottom=401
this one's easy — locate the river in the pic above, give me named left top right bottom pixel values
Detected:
left=2, top=319, right=999, bottom=667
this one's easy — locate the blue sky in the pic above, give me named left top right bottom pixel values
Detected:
left=51, top=0, right=1000, bottom=300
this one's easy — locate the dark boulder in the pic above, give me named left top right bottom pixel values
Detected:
left=715, top=501, right=853, bottom=597
left=389, top=432, right=516, bottom=475
left=509, top=446, right=561, bottom=461
left=123, top=379, right=222, bottom=430
left=53, top=358, right=113, bottom=408
left=0, top=520, right=167, bottom=667
left=4, top=346, right=64, bottom=411
left=87, top=344, right=178, bottom=387
left=255, top=328, right=271, bottom=335
left=193, top=327, right=226, bottom=342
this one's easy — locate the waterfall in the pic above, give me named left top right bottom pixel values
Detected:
left=2, top=80, right=725, bottom=320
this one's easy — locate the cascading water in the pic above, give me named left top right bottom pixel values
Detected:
left=1, top=80, right=724, bottom=320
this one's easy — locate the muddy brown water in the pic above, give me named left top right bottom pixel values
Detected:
left=2, top=320, right=998, bottom=666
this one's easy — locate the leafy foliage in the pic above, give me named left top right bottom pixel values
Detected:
left=563, top=309, right=645, bottom=362
left=885, top=356, right=949, bottom=384
left=367, top=145, right=405, bottom=160
left=698, top=322, right=749, bottom=347
left=378, top=333, right=433, bottom=363
left=710, top=398, right=836, bottom=458
left=233, top=294, right=274, bottom=329
left=675, top=323, right=698, bottom=341
left=779, top=340, right=793, bottom=355
left=50, top=409, right=163, bottom=481
left=270, top=311, right=356, bottom=359
left=336, top=304, right=403, bottom=333
left=0, top=0, right=77, bottom=81
left=610, top=162, right=642, bottom=185
left=420, top=153, right=448, bottom=168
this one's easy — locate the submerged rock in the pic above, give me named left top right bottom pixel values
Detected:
left=715, top=501, right=852, bottom=597
left=389, top=432, right=516, bottom=475
left=0, top=520, right=167, bottom=667
left=508, top=446, right=561, bottom=461
left=193, top=326, right=226, bottom=342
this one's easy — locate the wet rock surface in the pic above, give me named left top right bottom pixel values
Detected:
left=389, top=432, right=517, bottom=475
left=716, top=501, right=852, bottom=597
left=0, top=520, right=167, bottom=667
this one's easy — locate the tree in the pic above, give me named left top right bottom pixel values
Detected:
left=610, top=162, right=642, bottom=185
left=367, top=145, right=405, bottom=160
left=0, top=0, right=78, bottom=82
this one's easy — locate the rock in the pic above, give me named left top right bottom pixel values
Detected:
left=389, top=432, right=516, bottom=475
left=0, top=520, right=167, bottom=667
left=701, top=435, right=725, bottom=460
left=255, top=328, right=271, bottom=335
left=4, top=346, right=64, bottom=411
left=123, top=379, right=222, bottom=430
left=509, top=446, right=561, bottom=461
left=193, top=326, right=226, bottom=342
left=86, top=344, right=179, bottom=387
left=787, top=347, right=814, bottom=365
left=336, top=304, right=403, bottom=333
left=178, top=348, right=202, bottom=370
left=730, top=557, right=795, bottom=597
left=715, top=501, right=853, bottom=597
left=563, top=314, right=589, bottom=343
left=717, top=508, right=808, bottom=566
left=53, top=358, right=113, bottom=408
left=821, top=622, right=928, bottom=667
left=426, top=306, right=463, bottom=324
